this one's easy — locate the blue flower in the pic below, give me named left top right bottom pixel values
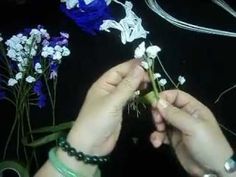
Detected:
left=0, top=90, right=5, bottom=100
left=0, top=77, right=5, bottom=100
left=48, top=33, right=69, bottom=47
left=38, top=93, right=46, bottom=108
left=49, top=62, right=59, bottom=79
left=33, top=80, right=43, bottom=95
left=60, top=0, right=113, bottom=35
left=33, top=80, right=46, bottom=108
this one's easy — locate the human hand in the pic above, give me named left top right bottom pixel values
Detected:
left=150, top=90, right=234, bottom=177
left=67, top=59, right=148, bottom=156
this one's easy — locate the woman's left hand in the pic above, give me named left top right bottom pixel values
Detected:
left=67, top=59, right=148, bottom=156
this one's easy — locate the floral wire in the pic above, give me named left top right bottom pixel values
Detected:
left=25, top=100, right=39, bottom=167
left=0, top=64, right=9, bottom=73
left=3, top=105, right=18, bottom=159
left=156, top=55, right=178, bottom=88
left=43, top=73, right=56, bottom=126
left=214, top=84, right=236, bottom=103
left=53, top=77, right=57, bottom=123
left=16, top=110, right=21, bottom=160
left=219, top=123, right=236, bottom=137
left=0, top=43, right=14, bottom=77
left=21, top=105, right=29, bottom=164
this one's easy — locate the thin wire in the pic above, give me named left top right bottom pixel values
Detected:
left=145, top=0, right=236, bottom=38
left=212, top=0, right=236, bottom=18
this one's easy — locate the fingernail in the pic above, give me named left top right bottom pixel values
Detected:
left=153, top=139, right=162, bottom=148
left=158, top=99, right=168, bottom=109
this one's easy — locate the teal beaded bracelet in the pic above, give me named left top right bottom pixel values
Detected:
left=49, top=147, right=85, bottom=177
left=57, top=136, right=110, bottom=165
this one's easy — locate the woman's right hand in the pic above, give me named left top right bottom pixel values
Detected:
left=150, top=90, right=234, bottom=177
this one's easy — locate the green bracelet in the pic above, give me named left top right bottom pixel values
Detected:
left=49, top=147, right=85, bottom=177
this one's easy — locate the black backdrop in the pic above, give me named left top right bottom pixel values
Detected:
left=0, top=0, right=236, bottom=176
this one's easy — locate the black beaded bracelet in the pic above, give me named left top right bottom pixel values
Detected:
left=57, top=136, right=110, bottom=165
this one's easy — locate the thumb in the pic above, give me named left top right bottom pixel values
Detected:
left=111, top=65, right=145, bottom=107
left=157, top=99, right=196, bottom=133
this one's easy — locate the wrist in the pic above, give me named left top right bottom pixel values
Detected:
left=56, top=148, right=98, bottom=177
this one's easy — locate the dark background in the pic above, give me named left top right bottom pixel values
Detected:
left=0, top=0, right=236, bottom=176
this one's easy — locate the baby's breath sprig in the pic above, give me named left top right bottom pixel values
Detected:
left=129, top=41, right=186, bottom=115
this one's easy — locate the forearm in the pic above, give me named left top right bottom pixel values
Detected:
left=34, top=125, right=100, bottom=177
left=34, top=149, right=99, bottom=177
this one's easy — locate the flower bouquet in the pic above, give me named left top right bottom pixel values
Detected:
left=0, top=25, right=71, bottom=175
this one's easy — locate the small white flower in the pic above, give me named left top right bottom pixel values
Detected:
left=21, top=58, right=28, bottom=66
left=178, top=76, right=186, bottom=85
left=11, top=35, right=21, bottom=44
left=17, top=33, right=23, bottom=38
left=42, top=46, right=54, bottom=58
left=53, top=51, right=62, bottom=60
left=134, top=42, right=145, bottom=58
left=26, top=37, right=33, bottom=45
left=8, top=78, right=18, bottom=86
left=41, top=51, right=49, bottom=58
left=134, top=90, right=140, bottom=96
left=54, top=45, right=63, bottom=52
left=0, top=33, right=3, bottom=42
left=35, top=63, right=43, bottom=74
left=25, top=76, right=36, bottom=83
left=63, top=0, right=78, bottom=9
left=15, top=72, right=23, bottom=80
left=15, top=43, right=23, bottom=51
left=40, top=28, right=50, bottom=39
left=21, top=36, right=27, bottom=43
left=159, top=79, right=167, bottom=86
left=146, top=45, right=161, bottom=59
left=140, top=61, right=149, bottom=70
left=62, top=46, right=70, bottom=56
left=60, top=32, right=69, bottom=39
left=153, top=73, right=161, bottom=80
left=18, top=64, right=25, bottom=72
left=30, top=48, right=37, bottom=56
left=7, top=49, right=17, bottom=59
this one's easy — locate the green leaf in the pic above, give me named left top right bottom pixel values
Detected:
left=0, top=161, right=29, bottom=177
left=22, top=131, right=66, bottom=147
left=29, top=121, right=74, bottom=134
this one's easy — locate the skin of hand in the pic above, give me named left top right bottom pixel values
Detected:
left=34, top=59, right=148, bottom=177
left=150, top=90, right=234, bottom=177
left=67, top=59, right=149, bottom=156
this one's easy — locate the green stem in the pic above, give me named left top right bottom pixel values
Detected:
left=21, top=105, right=29, bottom=164
left=148, top=68, right=159, bottom=101
left=0, top=43, right=14, bottom=77
left=16, top=112, right=20, bottom=160
left=3, top=97, right=16, bottom=106
left=44, top=74, right=56, bottom=126
left=3, top=107, right=18, bottom=159
left=25, top=101, right=39, bottom=168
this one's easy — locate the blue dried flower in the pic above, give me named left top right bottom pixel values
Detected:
left=33, top=80, right=46, bottom=108
left=38, top=93, right=46, bottom=108
left=60, top=0, right=113, bottom=35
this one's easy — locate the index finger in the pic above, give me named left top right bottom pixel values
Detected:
left=157, top=89, right=210, bottom=118
left=94, top=59, right=149, bottom=94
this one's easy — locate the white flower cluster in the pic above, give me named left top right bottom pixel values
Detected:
left=134, top=41, right=161, bottom=69
left=4, top=27, right=70, bottom=87
left=134, top=41, right=186, bottom=88
left=100, top=1, right=149, bottom=44
left=41, top=45, right=70, bottom=61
